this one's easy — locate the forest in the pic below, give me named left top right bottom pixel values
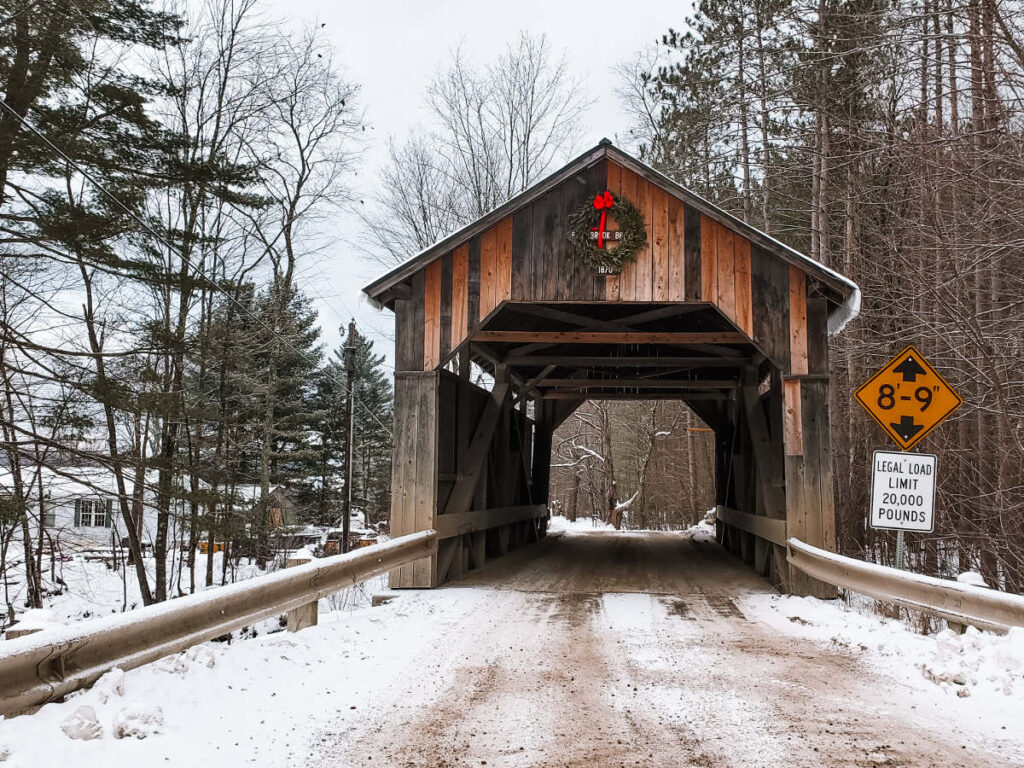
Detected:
left=568, top=0, right=1024, bottom=594
left=1, top=0, right=1022, bottom=625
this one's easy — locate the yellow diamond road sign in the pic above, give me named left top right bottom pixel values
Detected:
left=855, top=345, right=963, bottom=451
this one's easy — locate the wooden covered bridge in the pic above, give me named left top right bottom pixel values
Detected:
left=363, top=139, right=860, bottom=597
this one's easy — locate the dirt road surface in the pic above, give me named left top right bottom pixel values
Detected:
left=316, top=529, right=1021, bottom=767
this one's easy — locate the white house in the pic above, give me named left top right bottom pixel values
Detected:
left=0, top=465, right=178, bottom=550
left=1, top=466, right=302, bottom=551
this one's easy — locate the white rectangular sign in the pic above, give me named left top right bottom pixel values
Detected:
left=869, top=450, right=937, bottom=532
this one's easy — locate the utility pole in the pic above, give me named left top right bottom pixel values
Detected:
left=341, top=319, right=357, bottom=553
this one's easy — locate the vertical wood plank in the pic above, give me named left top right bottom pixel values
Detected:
left=388, top=374, right=412, bottom=586
left=800, top=380, right=823, bottom=552
left=480, top=227, right=497, bottom=321
left=607, top=158, right=621, bottom=193
left=451, top=244, right=468, bottom=350
left=510, top=208, right=532, bottom=301
left=606, top=274, right=620, bottom=301
left=734, top=236, right=753, bottom=337
left=634, top=176, right=654, bottom=300
left=716, top=225, right=736, bottom=322
left=750, top=245, right=790, bottom=370
left=809, top=379, right=837, bottom=555
left=423, top=259, right=441, bottom=370
left=467, top=238, right=481, bottom=333
left=700, top=216, right=718, bottom=306
left=684, top=205, right=702, bottom=300
left=412, top=373, right=439, bottom=586
left=394, top=299, right=416, bottom=372
left=667, top=196, right=686, bottom=301
left=606, top=160, right=623, bottom=301
left=584, top=158, right=608, bottom=300
left=652, top=186, right=670, bottom=301
left=557, top=172, right=586, bottom=301
left=390, top=372, right=439, bottom=588
left=789, top=266, right=808, bottom=375
left=532, top=189, right=560, bottom=301
left=806, top=296, right=829, bottom=375
left=783, top=378, right=803, bottom=456
left=439, top=253, right=452, bottom=364
left=784, top=377, right=838, bottom=598
left=496, top=216, right=513, bottom=306
left=618, top=167, right=638, bottom=301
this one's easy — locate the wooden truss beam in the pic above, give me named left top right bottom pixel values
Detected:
left=504, top=355, right=751, bottom=368
left=473, top=331, right=747, bottom=345
left=506, top=302, right=706, bottom=332
left=435, top=504, right=547, bottom=539
left=537, top=378, right=737, bottom=389
left=442, top=379, right=511, bottom=517
left=542, top=392, right=734, bottom=401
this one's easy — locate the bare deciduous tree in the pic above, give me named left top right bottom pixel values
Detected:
left=364, top=31, right=589, bottom=265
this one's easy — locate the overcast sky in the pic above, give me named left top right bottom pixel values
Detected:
left=287, top=0, right=691, bottom=358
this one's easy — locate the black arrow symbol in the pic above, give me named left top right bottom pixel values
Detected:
left=893, top=356, right=927, bottom=382
left=890, top=415, right=923, bottom=442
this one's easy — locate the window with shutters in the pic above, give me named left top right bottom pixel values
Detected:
left=74, top=498, right=114, bottom=527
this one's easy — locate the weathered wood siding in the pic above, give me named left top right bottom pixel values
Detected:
left=389, top=371, right=440, bottom=588
left=409, top=158, right=820, bottom=391
left=389, top=151, right=841, bottom=594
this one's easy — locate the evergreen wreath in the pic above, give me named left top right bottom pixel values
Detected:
left=568, top=190, right=647, bottom=274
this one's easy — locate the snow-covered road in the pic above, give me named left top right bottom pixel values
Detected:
left=2, top=525, right=1021, bottom=767
left=319, top=528, right=1022, bottom=767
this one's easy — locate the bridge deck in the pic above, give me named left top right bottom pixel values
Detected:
left=317, top=530, right=1013, bottom=767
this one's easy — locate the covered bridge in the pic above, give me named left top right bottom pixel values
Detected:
left=364, top=139, right=860, bottom=597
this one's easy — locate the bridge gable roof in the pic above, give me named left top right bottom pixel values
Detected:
left=362, top=140, right=859, bottom=326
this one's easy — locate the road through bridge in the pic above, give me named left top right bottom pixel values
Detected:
left=314, top=527, right=1016, bottom=767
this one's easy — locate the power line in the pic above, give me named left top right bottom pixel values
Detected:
left=0, top=96, right=393, bottom=440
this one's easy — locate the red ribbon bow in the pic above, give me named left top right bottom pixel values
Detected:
left=592, top=191, right=614, bottom=248
left=593, top=191, right=614, bottom=210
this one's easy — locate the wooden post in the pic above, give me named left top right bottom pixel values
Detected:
left=286, top=550, right=318, bottom=632
left=388, top=371, right=440, bottom=588
left=782, top=296, right=838, bottom=598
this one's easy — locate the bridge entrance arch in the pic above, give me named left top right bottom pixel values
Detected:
left=363, top=140, right=860, bottom=597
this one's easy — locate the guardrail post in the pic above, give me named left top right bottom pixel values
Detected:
left=285, top=551, right=318, bottom=632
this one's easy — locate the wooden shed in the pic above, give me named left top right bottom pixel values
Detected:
left=364, top=139, right=860, bottom=597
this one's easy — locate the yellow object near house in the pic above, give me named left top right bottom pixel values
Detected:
left=198, top=541, right=225, bottom=555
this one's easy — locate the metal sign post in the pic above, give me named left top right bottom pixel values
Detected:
left=856, top=347, right=961, bottom=570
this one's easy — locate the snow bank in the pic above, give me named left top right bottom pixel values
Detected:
left=548, top=517, right=716, bottom=540
left=3, top=549, right=266, bottom=635
left=0, top=579, right=482, bottom=767
left=548, top=515, right=614, bottom=533
left=739, top=593, right=1024, bottom=736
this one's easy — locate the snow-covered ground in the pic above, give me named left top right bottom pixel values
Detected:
left=2, top=550, right=284, bottom=646
left=740, top=593, right=1024, bottom=732
left=0, top=526, right=1021, bottom=766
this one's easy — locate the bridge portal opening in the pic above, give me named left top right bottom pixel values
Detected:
left=548, top=399, right=716, bottom=532
left=363, top=140, right=858, bottom=597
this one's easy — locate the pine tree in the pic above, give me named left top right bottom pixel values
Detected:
left=249, top=281, right=323, bottom=560
left=304, top=325, right=392, bottom=527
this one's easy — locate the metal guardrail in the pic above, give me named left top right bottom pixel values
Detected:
left=787, top=537, right=1024, bottom=633
left=0, top=530, right=437, bottom=717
